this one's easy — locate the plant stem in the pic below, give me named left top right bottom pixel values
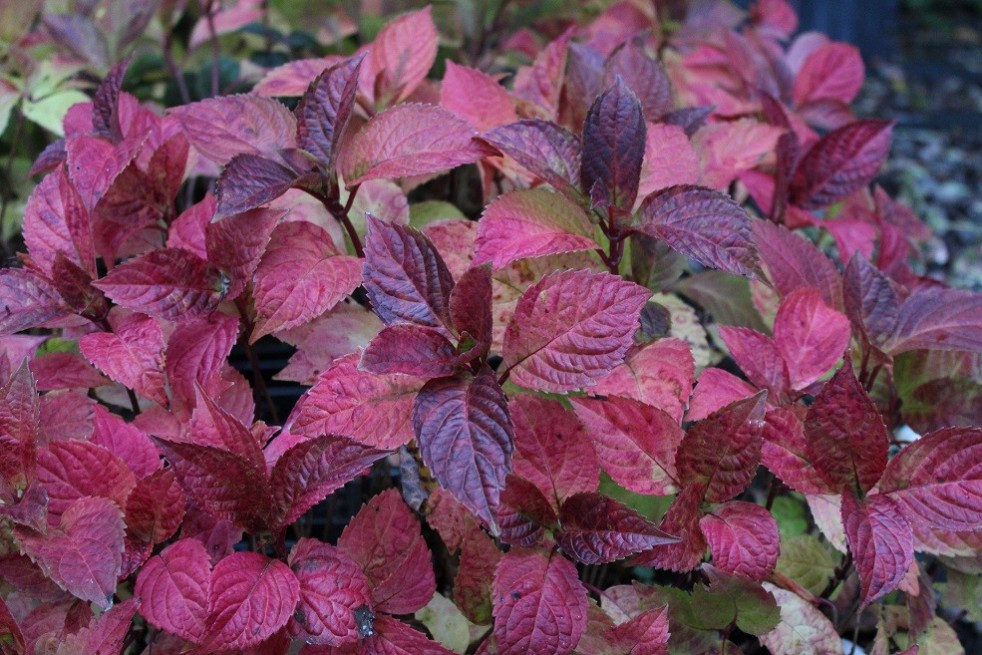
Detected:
left=162, top=28, right=191, bottom=105
left=309, top=186, right=364, bottom=258
left=820, top=551, right=853, bottom=600
left=0, top=102, right=25, bottom=258
left=205, top=0, right=221, bottom=97
left=235, top=297, right=280, bottom=423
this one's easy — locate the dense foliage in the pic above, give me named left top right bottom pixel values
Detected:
left=1, top=1, right=981, bottom=654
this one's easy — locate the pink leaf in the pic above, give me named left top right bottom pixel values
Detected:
left=205, top=207, right=282, bottom=300
left=503, top=270, right=649, bottom=393
left=752, top=221, right=843, bottom=310
left=498, top=475, right=557, bottom=548
left=170, top=95, right=297, bottom=165
left=363, top=217, right=455, bottom=335
left=295, top=353, right=426, bottom=450
left=510, top=395, right=598, bottom=507
left=366, top=7, right=438, bottom=107
left=360, top=325, right=457, bottom=378
left=413, top=367, right=514, bottom=531
left=589, top=338, right=694, bottom=422
left=23, top=168, right=92, bottom=278
left=30, top=352, right=110, bottom=391
left=759, top=583, right=842, bottom=655
left=288, top=538, right=372, bottom=646
left=773, top=289, right=851, bottom=390
left=789, top=120, right=893, bottom=209
left=16, top=497, right=124, bottom=609
left=700, top=501, right=779, bottom=581
left=637, top=185, right=759, bottom=278
left=167, top=195, right=214, bottom=258
left=297, top=55, right=363, bottom=169
left=93, top=248, right=223, bottom=322
left=65, top=134, right=143, bottom=212
left=793, top=43, right=865, bottom=106
left=694, top=119, right=783, bottom=190
left=557, top=493, right=678, bottom=565
left=252, top=221, right=362, bottom=341
left=164, top=313, right=239, bottom=410
left=605, top=606, right=670, bottom=655
left=581, top=78, right=646, bottom=212
left=475, top=189, right=596, bottom=269
left=804, top=362, right=888, bottom=494
left=79, top=313, right=167, bottom=405
left=254, top=56, right=345, bottom=97
left=0, top=268, right=68, bottom=336
left=339, top=104, right=487, bottom=184
left=717, top=326, right=789, bottom=396
left=327, top=615, right=456, bottom=655
left=57, top=597, right=138, bottom=655
left=338, top=488, right=436, bottom=614
left=214, top=153, right=305, bottom=219
left=440, top=61, right=517, bottom=131
left=638, top=123, right=700, bottom=201
left=878, top=427, right=982, bottom=532
left=841, top=491, right=913, bottom=607
left=135, top=538, right=211, bottom=643
left=634, top=484, right=707, bottom=572
left=492, top=549, right=587, bottom=655
left=676, top=392, right=767, bottom=502
left=571, top=396, right=683, bottom=496
left=35, top=440, right=136, bottom=523
left=199, top=552, right=300, bottom=651
left=125, top=468, right=186, bottom=545
left=760, top=406, right=829, bottom=495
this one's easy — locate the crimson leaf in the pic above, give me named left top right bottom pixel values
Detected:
left=841, top=491, right=913, bottom=607
left=699, top=501, right=780, bottom=581
left=135, top=538, right=211, bottom=643
left=556, top=493, right=678, bottom=565
left=360, top=325, right=457, bottom=378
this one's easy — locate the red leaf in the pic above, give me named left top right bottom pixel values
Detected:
left=843, top=255, right=900, bottom=351
left=164, top=313, right=239, bottom=410
left=886, top=287, right=982, bottom=355
left=638, top=123, right=701, bottom=201
left=360, top=325, right=457, bottom=378
left=752, top=221, right=843, bottom=310
left=643, top=186, right=759, bottom=279
left=35, top=440, right=136, bottom=523
left=16, top=497, right=124, bottom=609
left=30, top=352, right=110, bottom=391
left=79, top=313, right=167, bottom=405
left=65, top=134, right=143, bottom=212
left=760, top=406, right=829, bottom=494
left=366, top=7, right=438, bottom=108
left=338, top=489, right=436, bottom=614
left=440, top=61, right=517, bottom=131
left=449, top=263, right=493, bottom=352
left=205, top=207, right=282, bottom=300
left=581, top=77, right=645, bottom=213
left=338, top=104, right=487, bottom=185
left=699, top=501, right=779, bottom=581
left=252, top=221, right=362, bottom=340
left=199, top=552, right=300, bottom=652
left=502, top=270, right=649, bottom=393
left=126, top=468, right=186, bottom=545
left=38, top=391, right=95, bottom=444
left=0, top=361, right=40, bottom=495
left=413, top=367, right=513, bottom=532
left=498, top=475, right=557, bottom=548
left=171, top=95, right=297, bottom=165
left=479, top=120, right=582, bottom=200
left=676, top=392, right=767, bottom=502
left=879, top=427, right=982, bottom=532
left=793, top=43, right=864, bottom=106
left=93, top=248, right=223, bottom=322
left=295, top=353, right=426, bottom=450
left=270, top=435, right=387, bottom=529
left=510, top=395, right=598, bottom=507
left=89, top=406, right=158, bottom=480
left=557, top=493, right=678, bottom=565
left=841, top=491, right=913, bottom=607
left=363, top=217, right=455, bottom=335
left=135, top=538, right=211, bottom=643
left=589, top=338, right=694, bottom=422
left=0, top=268, right=68, bottom=336
left=254, top=57, right=345, bottom=97
left=773, top=289, right=851, bottom=390
left=288, top=538, right=372, bottom=646
left=717, top=326, right=789, bottom=396
left=789, top=120, right=893, bottom=209
left=317, top=615, right=456, bottom=655
left=571, top=396, right=683, bottom=496
left=454, top=527, right=503, bottom=624
left=23, top=168, right=92, bottom=278
left=167, top=195, right=214, bottom=258
left=804, top=362, right=888, bottom=494
left=214, top=153, right=305, bottom=219
left=297, top=55, right=363, bottom=169
left=475, top=189, right=596, bottom=269
left=605, top=605, right=670, bottom=655
left=604, top=40, right=673, bottom=120
left=492, top=548, right=587, bottom=655
left=633, top=484, right=707, bottom=572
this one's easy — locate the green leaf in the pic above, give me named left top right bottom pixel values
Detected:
left=410, top=200, right=466, bottom=228
left=598, top=474, right=673, bottom=522
left=416, top=593, right=474, bottom=653
left=771, top=495, right=810, bottom=538
left=776, top=534, right=838, bottom=595
left=940, top=570, right=982, bottom=622
left=21, top=89, right=89, bottom=136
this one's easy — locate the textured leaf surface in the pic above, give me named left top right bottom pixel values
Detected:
left=125, top=468, right=186, bottom=545
left=793, top=43, right=865, bottom=106
left=503, top=270, right=649, bottom=393
left=604, top=606, right=670, bottom=655
left=79, top=313, right=166, bottom=405
left=368, top=7, right=438, bottom=107
left=773, top=289, right=850, bottom=390
left=413, top=367, right=513, bottom=531
left=171, top=95, right=297, bottom=165
left=439, top=61, right=516, bottom=131
left=718, top=326, right=789, bottom=395
left=571, top=396, right=683, bottom=495
left=475, top=189, right=596, bottom=269
left=454, top=527, right=503, bottom=624
left=339, top=104, right=486, bottom=184
left=841, top=491, right=913, bottom=607
left=557, top=493, right=677, bottom=564
left=297, top=56, right=363, bottom=168
left=135, top=538, right=211, bottom=643
left=753, top=221, right=843, bottom=309
left=700, top=501, right=779, bottom=581
left=604, top=40, right=673, bottom=119
left=497, top=474, right=557, bottom=549
left=360, top=325, right=457, bottom=378
left=638, top=123, right=701, bottom=201
left=35, top=440, right=136, bottom=521
left=0, top=269, right=68, bottom=335
left=886, top=288, right=982, bottom=355
left=479, top=120, right=582, bottom=199
left=492, top=549, right=587, bottom=655
left=804, top=363, right=888, bottom=494
left=759, top=583, right=842, bottom=655
left=638, top=185, right=758, bottom=278
left=93, top=248, right=222, bottom=321
left=338, top=489, right=436, bottom=614
left=252, top=221, right=362, bottom=340
left=449, top=263, right=493, bottom=351
left=214, top=153, right=303, bottom=219
left=581, top=78, right=646, bottom=211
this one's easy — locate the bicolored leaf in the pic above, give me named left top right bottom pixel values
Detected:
left=363, top=216, right=455, bottom=335
left=581, top=78, right=646, bottom=212
left=16, top=497, right=124, bottom=609
left=492, top=548, right=588, bottom=655
left=773, top=289, right=850, bottom=390
left=338, top=489, right=436, bottom=614
left=252, top=221, right=362, bottom=341
left=171, top=95, right=297, bottom=165
left=841, top=491, right=913, bottom=607
left=288, top=538, right=372, bottom=646
left=637, top=185, right=759, bottom=278
left=295, top=353, right=426, bottom=450
left=339, top=104, right=487, bottom=185
left=789, top=120, right=893, bottom=209
left=367, top=7, right=438, bottom=107
left=297, top=55, right=363, bottom=169
left=604, top=606, right=670, bottom=655
left=571, top=396, right=683, bottom=496
left=758, top=583, right=842, bottom=655
left=454, top=527, right=503, bottom=624
left=0, top=269, right=68, bottom=336
left=93, top=248, right=223, bottom=322
left=479, top=120, right=581, bottom=200
left=510, top=395, right=598, bottom=507
left=878, top=427, right=982, bottom=532
left=699, top=501, right=779, bottom=581
left=413, top=367, right=514, bottom=531
left=360, top=325, right=457, bottom=378
left=498, top=475, right=557, bottom=549
left=503, top=270, right=649, bottom=393
left=557, top=493, right=678, bottom=565
left=804, top=362, right=888, bottom=494
left=135, top=538, right=211, bottom=643
left=475, top=189, right=596, bottom=269
left=440, top=61, right=517, bottom=131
